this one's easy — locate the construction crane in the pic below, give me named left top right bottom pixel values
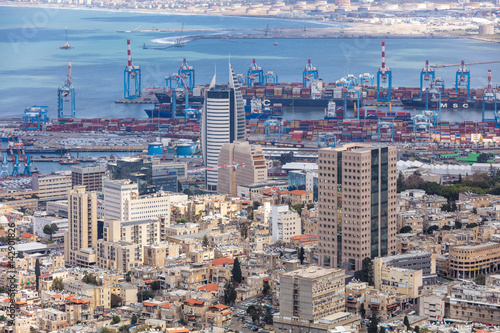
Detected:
left=303, top=59, right=318, bottom=88
left=58, top=60, right=76, bottom=118
left=188, top=162, right=245, bottom=196
left=376, top=41, right=392, bottom=104
left=124, top=39, right=142, bottom=100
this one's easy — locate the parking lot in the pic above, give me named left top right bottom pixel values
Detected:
left=230, top=296, right=277, bottom=333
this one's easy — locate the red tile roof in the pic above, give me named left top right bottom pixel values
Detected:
left=143, top=302, right=157, bottom=307
left=184, top=299, right=204, bottom=306
left=211, top=304, right=229, bottom=310
left=20, top=233, right=34, bottom=238
left=198, top=283, right=219, bottom=292
left=161, top=303, right=172, bottom=309
left=211, top=258, right=234, bottom=266
left=290, top=233, right=318, bottom=242
left=289, top=190, right=308, bottom=196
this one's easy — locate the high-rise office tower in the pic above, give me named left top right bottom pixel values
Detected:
left=317, top=144, right=397, bottom=272
left=71, top=165, right=106, bottom=192
left=217, top=141, right=267, bottom=195
left=201, top=64, right=245, bottom=192
left=64, top=186, right=98, bottom=267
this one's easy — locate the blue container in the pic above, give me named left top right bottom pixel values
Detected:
left=176, top=144, right=194, bottom=156
left=148, top=142, right=163, bottom=155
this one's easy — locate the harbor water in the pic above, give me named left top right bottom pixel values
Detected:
left=1, top=6, right=500, bottom=121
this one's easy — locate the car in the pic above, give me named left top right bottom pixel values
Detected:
left=243, top=324, right=248, bottom=328
left=252, top=327, right=259, bottom=331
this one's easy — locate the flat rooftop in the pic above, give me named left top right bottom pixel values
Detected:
left=282, top=266, right=344, bottom=279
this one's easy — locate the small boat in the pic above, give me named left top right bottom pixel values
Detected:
left=59, top=153, right=79, bottom=165
left=273, top=42, right=278, bottom=46
left=60, top=27, right=73, bottom=49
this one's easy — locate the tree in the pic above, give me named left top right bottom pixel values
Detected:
left=472, top=207, right=478, bottom=214
left=397, top=172, right=405, bottom=192
left=361, top=258, right=374, bottom=286
left=279, top=151, right=294, bottom=165
left=291, top=204, right=303, bottom=216
left=466, top=222, right=478, bottom=228
left=35, top=259, right=40, bottom=290
left=427, top=225, right=439, bottom=234
left=247, top=304, right=263, bottom=323
left=232, top=257, right=242, bottom=284
left=137, top=289, right=155, bottom=302
left=112, top=315, right=121, bottom=325
left=263, top=306, right=274, bottom=325
left=52, top=277, right=64, bottom=291
left=183, top=188, right=192, bottom=196
left=131, top=314, right=138, bottom=326
left=262, top=283, right=271, bottom=296
left=442, top=225, right=451, bottom=231
left=150, top=281, right=161, bottom=291
left=223, top=280, right=237, bottom=305
left=475, top=274, right=486, bottom=285
left=403, top=315, right=410, bottom=330
left=477, top=153, right=489, bottom=163
left=43, top=223, right=59, bottom=241
left=82, top=272, right=98, bottom=285
left=176, top=218, right=188, bottom=224
left=240, top=221, right=251, bottom=239
left=415, top=326, right=420, bottom=333
left=253, top=201, right=261, bottom=210
left=299, top=246, right=305, bottom=264
left=368, top=316, right=378, bottom=333
left=111, top=294, right=123, bottom=308
left=202, top=235, right=210, bottom=247
left=399, top=226, right=412, bottom=234
left=379, top=327, right=386, bottom=333
left=100, top=328, right=112, bottom=333
left=454, top=221, right=462, bottom=229
left=119, top=325, right=131, bottom=332
left=125, top=271, right=132, bottom=282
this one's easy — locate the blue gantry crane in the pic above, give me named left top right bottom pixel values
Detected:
left=377, top=117, right=395, bottom=141
left=124, top=39, right=141, bottom=100
left=420, top=60, right=435, bottom=99
left=455, top=60, right=470, bottom=100
left=359, top=73, right=374, bottom=86
left=482, top=70, right=499, bottom=124
left=413, top=114, right=433, bottom=141
left=23, top=106, right=48, bottom=130
left=318, top=134, right=337, bottom=148
left=246, top=59, right=264, bottom=87
left=425, top=80, right=442, bottom=126
left=264, top=119, right=283, bottom=139
left=11, top=155, right=21, bottom=177
left=58, top=60, right=76, bottom=118
left=178, top=58, right=195, bottom=90
left=165, top=73, right=191, bottom=119
left=22, top=155, right=32, bottom=176
left=264, top=71, right=278, bottom=85
left=303, top=59, right=318, bottom=88
left=376, top=41, right=392, bottom=103
left=0, top=155, right=8, bottom=178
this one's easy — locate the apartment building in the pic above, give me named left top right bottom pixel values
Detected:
left=447, top=283, right=500, bottom=325
left=448, top=242, right=500, bottom=278
left=218, top=141, right=268, bottom=196
left=318, top=144, right=397, bottom=272
left=71, top=164, right=106, bottom=192
left=279, top=266, right=345, bottom=321
left=64, top=186, right=98, bottom=267
left=271, top=205, right=301, bottom=243
left=32, top=173, right=72, bottom=202
left=374, top=257, right=423, bottom=299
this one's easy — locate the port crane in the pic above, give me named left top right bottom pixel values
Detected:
left=455, top=61, right=471, bottom=100
left=265, top=119, right=283, bottom=139
left=246, top=59, right=264, bottom=87
left=317, top=134, right=337, bottom=148
left=424, top=79, right=442, bottom=126
left=431, top=60, right=500, bottom=68
left=413, top=114, right=433, bottom=141
left=178, top=58, right=195, bottom=90
left=0, top=156, right=9, bottom=178
left=376, top=41, right=392, bottom=104
left=58, top=60, right=76, bottom=118
left=303, top=59, right=318, bottom=88
left=264, top=71, right=278, bottom=85
left=377, top=117, right=395, bottom=141
left=482, top=70, right=499, bottom=125
left=124, top=39, right=142, bottom=100
left=359, top=73, right=374, bottom=86
left=165, top=73, right=191, bottom=119
left=420, top=60, right=435, bottom=99
left=23, top=105, right=48, bottom=131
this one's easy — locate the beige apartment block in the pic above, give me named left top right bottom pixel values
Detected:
left=373, top=257, right=423, bottom=299
left=271, top=205, right=301, bottom=243
left=218, top=141, right=268, bottom=196
left=279, top=266, right=345, bottom=322
left=144, top=242, right=181, bottom=267
left=32, top=173, right=72, bottom=201
left=71, top=164, right=106, bottom=192
left=447, top=283, right=500, bottom=325
left=318, top=144, right=397, bottom=272
left=448, top=242, right=500, bottom=278
left=64, top=186, right=98, bottom=267
left=63, top=280, right=112, bottom=311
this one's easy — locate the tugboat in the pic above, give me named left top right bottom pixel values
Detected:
left=59, top=153, right=79, bottom=165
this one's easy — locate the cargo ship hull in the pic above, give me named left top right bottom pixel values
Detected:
left=401, top=99, right=497, bottom=110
